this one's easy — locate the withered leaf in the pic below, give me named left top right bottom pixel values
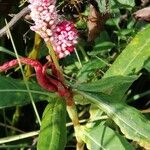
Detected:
left=141, top=0, right=150, bottom=6
left=134, top=7, right=150, bottom=21
left=87, top=4, right=109, bottom=42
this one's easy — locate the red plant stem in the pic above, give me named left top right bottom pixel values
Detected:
left=46, top=42, right=83, bottom=148
left=0, top=58, right=56, bottom=92
left=42, top=62, right=74, bottom=105
left=46, top=42, right=75, bottom=106
left=0, top=57, right=74, bottom=104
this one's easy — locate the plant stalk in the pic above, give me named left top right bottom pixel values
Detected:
left=46, top=41, right=84, bottom=150
left=5, top=20, right=41, bottom=126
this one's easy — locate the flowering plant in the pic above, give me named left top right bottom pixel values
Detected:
left=0, top=1, right=150, bottom=150
left=0, top=0, right=81, bottom=148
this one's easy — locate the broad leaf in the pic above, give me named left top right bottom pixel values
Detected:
left=0, top=76, right=57, bottom=108
left=37, top=99, right=66, bottom=150
left=75, top=75, right=136, bottom=93
left=82, top=123, right=134, bottom=150
left=79, top=91, right=150, bottom=149
left=104, top=25, right=150, bottom=78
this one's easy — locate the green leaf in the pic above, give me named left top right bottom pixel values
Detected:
left=76, top=19, right=87, bottom=29
left=89, top=42, right=115, bottom=56
left=89, top=31, right=115, bottom=55
left=0, top=46, right=21, bottom=57
left=37, top=99, right=66, bottom=150
left=79, top=91, right=150, bottom=149
left=74, top=75, right=137, bottom=101
left=144, top=58, right=150, bottom=72
left=116, top=0, right=135, bottom=7
left=77, top=59, right=106, bottom=82
left=75, top=75, right=136, bottom=93
left=89, top=104, right=104, bottom=122
left=95, top=0, right=108, bottom=13
left=0, top=76, right=57, bottom=108
left=106, top=17, right=120, bottom=28
left=82, top=123, right=134, bottom=150
left=104, top=25, right=150, bottom=78
left=94, top=41, right=115, bottom=51
left=73, top=93, right=90, bottom=105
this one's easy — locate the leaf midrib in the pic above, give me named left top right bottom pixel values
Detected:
left=83, top=130, right=106, bottom=150
left=83, top=92, right=150, bottom=140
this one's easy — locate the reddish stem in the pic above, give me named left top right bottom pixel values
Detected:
left=0, top=58, right=56, bottom=92
left=0, top=57, right=74, bottom=105
left=42, top=62, right=74, bottom=105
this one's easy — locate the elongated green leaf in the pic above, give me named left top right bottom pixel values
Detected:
left=79, top=91, right=150, bottom=149
left=0, top=76, right=57, bottom=108
left=82, top=123, right=134, bottom=150
left=0, top=46, right=21, bottom=57
left=104, top=25, right=150, bottom=78
left=37, top=99, right=66, bottom=150
left=74, top=75, right=137, bottom=100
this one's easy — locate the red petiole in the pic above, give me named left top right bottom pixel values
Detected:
left=0, top=57, right=72, bottom=104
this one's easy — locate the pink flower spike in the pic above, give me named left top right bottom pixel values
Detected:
left=28, top=0, right=78, bottom=59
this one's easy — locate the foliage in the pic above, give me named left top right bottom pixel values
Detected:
left=37, top=99, right=66, bottom=150
left=0, top=0, right=150, bottom=150
left=81, top=122, right=134, bottom=150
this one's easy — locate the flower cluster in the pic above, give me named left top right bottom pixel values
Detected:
left=28, top=0, right=78, bottom=58
left=55, top=21, right=78, bottom=58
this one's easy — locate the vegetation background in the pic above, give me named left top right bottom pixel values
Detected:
left=0, top=0, right=150, bottom=149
